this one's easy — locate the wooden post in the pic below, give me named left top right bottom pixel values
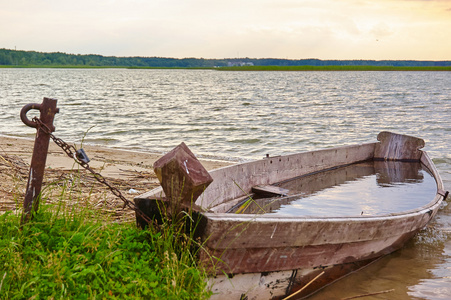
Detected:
left=153, top=142, right=213, bottom=217
left=20, top=97, right=59, bottom=224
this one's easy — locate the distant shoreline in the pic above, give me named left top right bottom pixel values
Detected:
left=1, top=65, right=451, bottom=71
left=216, top=65, right=451, bottom=71
left=2, top=49, right=450, bottom=70
left=0, top=65, right=210, bottom=70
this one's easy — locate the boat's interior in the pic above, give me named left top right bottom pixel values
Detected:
left=223, top=159, right=437, bottom=217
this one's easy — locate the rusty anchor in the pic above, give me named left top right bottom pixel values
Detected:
left=20, top=97, right=59, bottom=224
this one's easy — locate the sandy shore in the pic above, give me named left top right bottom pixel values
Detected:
left=0, top=135, right=232, bottom=215
left=0, top=135, right=231, bottom=176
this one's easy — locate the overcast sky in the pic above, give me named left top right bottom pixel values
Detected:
left=1, top=0, right=450, bottom=60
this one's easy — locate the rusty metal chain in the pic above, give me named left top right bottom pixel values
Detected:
left=32, top=117, right=155, bottom=226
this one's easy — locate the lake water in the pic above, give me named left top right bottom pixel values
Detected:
left=1, top=68, right=450, bottom=299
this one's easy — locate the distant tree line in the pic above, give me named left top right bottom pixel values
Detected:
left=0, top=49, right=225, bottom=67
left=1, top=48, right=450, bottom=68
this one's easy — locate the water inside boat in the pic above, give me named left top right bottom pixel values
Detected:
left=228, top=160, right=437, bottom=216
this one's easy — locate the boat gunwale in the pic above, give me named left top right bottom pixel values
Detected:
left=201, top=151, right=443, bottom=220
left=135, top=141, right=445, bottom=222
left=136, top=142, right=379, bottom=201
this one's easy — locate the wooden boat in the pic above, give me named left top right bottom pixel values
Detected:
left=135, top=132, right=448, bottom=299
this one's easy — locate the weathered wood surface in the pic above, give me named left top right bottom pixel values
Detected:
left=137, top=142, right=376, bottom=210
left=421, top=150, right=446, bottom=192
left=374, top=131, right=425, bottom=161
left=135, top=132, right=447, bottom=298
left=252, top=185, right=289, bottom=197
left=196, top=142, right=376, bottom=210
left=153, top=142, right=213, bottom=206
left=198, top=204, right=438, bottom=274
left=208, top=257, right=381, bottom=300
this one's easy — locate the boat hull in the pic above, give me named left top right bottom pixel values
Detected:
left=209, top=256, right=383, bottom=299
left=135, top=132, right=447, bottom=299
left=198, top=208, right=439, bottom=275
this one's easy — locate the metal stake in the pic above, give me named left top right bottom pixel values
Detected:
left=20, top=97, right=59, bottom=224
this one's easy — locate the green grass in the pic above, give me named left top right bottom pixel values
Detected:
left=217, top=65, right=451, bottom=71
left=0, top=201, right=211, bottom=299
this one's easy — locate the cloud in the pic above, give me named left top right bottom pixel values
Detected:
left=0, top=0, right=450, bottom=59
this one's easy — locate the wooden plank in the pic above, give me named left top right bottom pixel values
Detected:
left=374, top=131, right=424, bottom=161
left=200, top=229, right=418, bottom=275
left=252, top=185, right=289, bottom=197
left=201, top=210, right=434, bottom=250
